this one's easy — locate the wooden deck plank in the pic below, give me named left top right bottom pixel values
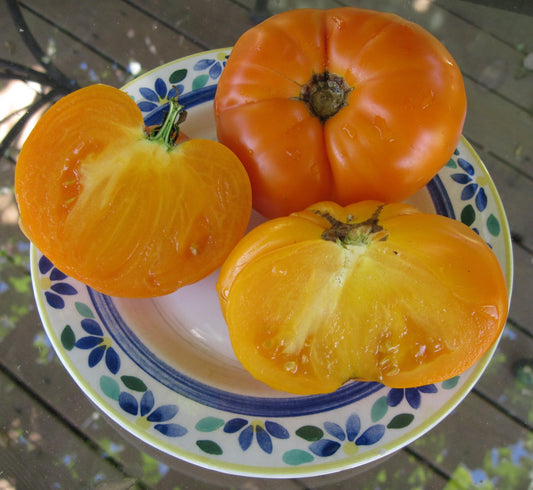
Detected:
left=506, top=243, right=533, bottom=333
left=0, top=370, right=128, bottom=489
left=436, top=0, right=533, bottom=50
left=0, top=313, right=170, bottom=488
left=410, top=393, right=533, bottom=487
left=19, top=0, right=203, bottom=84
left=476, top=323, right=533, bottom=426
left=126, top=0, right=257, bottom=50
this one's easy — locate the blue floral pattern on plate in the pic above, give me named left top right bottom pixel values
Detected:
left=31, top=49, right=513, bottom=478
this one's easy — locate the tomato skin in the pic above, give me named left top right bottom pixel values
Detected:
left=217, top=201, right=508, bottom=394
left=15, top=84, right=252, bottom=298
left=214, top=8, right=467, bottom=218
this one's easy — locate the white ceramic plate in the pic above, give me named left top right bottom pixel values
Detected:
left=31, top=48, right=513, bottom=478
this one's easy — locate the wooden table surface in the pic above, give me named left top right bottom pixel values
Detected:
left=1, top=0, right=532, bottom=488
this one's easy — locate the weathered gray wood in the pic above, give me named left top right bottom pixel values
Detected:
left=476, top=323, right=533, bottom=425
left=410, top=392, right=533, bottom=485
left=436, top=0, right=533, bottom=50
left=0, top=370, right=128, bottom=489
left=506, top=243, right=533, bottom=333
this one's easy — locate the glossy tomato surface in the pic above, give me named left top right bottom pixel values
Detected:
left=214, top=8, right=467, bottom=218
left=217, top=201, right=508, bottom=395
left=15, top=84, right=252, bottom=298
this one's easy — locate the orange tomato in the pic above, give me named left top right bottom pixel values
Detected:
left=217, top=201, right=508, bottom=394
left=15, top=84, right=252, bottom=298
left=214, top=8, right=467, bottom=218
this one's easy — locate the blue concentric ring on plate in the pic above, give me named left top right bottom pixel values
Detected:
left=88, top=84, right=455, bottom=418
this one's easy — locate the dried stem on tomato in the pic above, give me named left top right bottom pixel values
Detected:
left=317, top=205, right=389, bottom=246
left=299, top=71, right=352, bottom=122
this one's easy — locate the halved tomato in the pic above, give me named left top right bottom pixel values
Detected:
left=217, top=201, right=508, bottom=394
left=15, top=84, right=252, bottom=298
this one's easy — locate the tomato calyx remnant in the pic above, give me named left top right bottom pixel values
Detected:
left=316, top=205, right=388, bottom=247
left=147, top=94, right=188, bottom=150
left=300, top=71, right=352, bottom=122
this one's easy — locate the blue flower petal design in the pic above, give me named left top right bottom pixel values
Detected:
left=50, top=283, right=77, bottom=295
left=457, top=157, right=475, bottom=175
left=476, top=187, right=488, bottom=211
left=168, top=85, right=179, bottom=98
left=405, top=388, right=422, bottom=409
left=139, top=87, right=159, bottom=102
left=140, top=390, right=155, bottom=417
left=387, top=388, right=404, bottom=407
left=154, top=77, right=167, bottom=98
left=105, top=347, right=120, bottom=374
left=461, top=183, right=478, bottom=200
left=209, top=62, right=222, bottom=79
left=309, top=439, right=341, bottom=457
left=194, top=59, right=216, bottom=70
left=147, top=404, right=179, bottom=423
left=418, top=384, right=438, bottom=394
left=265, top=421, right=290, bottom=439
left=39, top=256, right=76, bottom=309
left=388, top=384, right=438, bottom=410
left=345, top=413, right=361, bottom=441
left=451, top=173, right=472, bottom=184
left=224, top=418, right=248, bottom=433
left=50, top=269, right=67, bottom=281
left=324, top=421, right=345, bottom=441
left=119, top=392, right=138, bottom=416
left=39, top=255, right=54, bottom=274
left=137, top=101, right=158, bottom=112
left=75, top=336, right=103, bottom=349
left=81, top=318, right=103, bottom=336
left=239, top=425, right=254, bottom=451
left=44, top=291, right=64, bottom=309
left=154, top=423, right=187, bottom=437
left=88, top=345, right=105, bottom=367
left=355, top=425, right=385, bottom=446
left=256, top=426, right=273, bottom=454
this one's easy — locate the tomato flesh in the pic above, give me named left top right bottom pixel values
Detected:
left=15, top=84, right=252, bottom=298
left=217, top=201, right=508, bottom=394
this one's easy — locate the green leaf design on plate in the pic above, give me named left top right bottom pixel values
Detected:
left=120, top=375, right=147, bottom=392
left=446, top=158, right=457, bottom=168
left=371, top=396, right=389, bottom=423
left=387, top=413, right=415, bottom=429
left=295, top=425, right=324, bottom=442
left=487, top=214, right=501, bottom=236
left=192, top=74, right=209, bottom=91
left=100, top=375, right=120, bottom=401
left=169, top=68, right=187, bottom=84
left=75, top=302, right=94, bottom=319
left=196, top=440, right=223, bottom=455
left=283, top=449, right=314, bottom=466
left=442, top=376, right=460, bottom=389
left=61, top=325, right=76, bottom=350
left=461, top=204, right=476, bottom=227
left=195, top=417, right=225, bottom=432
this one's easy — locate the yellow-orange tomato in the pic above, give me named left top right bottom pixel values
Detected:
left=217, top=201, right=508, bottom=394
left=214, top=8, right=467, bottom=218
left=15, top=84, right=252, bottom=298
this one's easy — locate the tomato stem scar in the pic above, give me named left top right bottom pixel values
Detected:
left=316, top=205, right=388, bottom=246
left=300, top=71, right=352, bottom=122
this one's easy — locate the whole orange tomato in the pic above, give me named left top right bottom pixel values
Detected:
left=15, top=84, right=252, bottom=298
left=217, top=201, right=508, bottom=395
left=214, top=8, right=467, bottom=218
